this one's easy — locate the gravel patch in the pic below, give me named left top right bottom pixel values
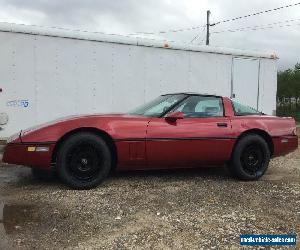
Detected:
left=0, top=149, right=299, bottom=249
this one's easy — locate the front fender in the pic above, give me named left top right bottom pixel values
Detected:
left=20, top=117, right=114, bottom=143
left=3, top=118, right=116, bottom=169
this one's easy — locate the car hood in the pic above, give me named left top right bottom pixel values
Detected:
left=20, top=113, right=143, bottom=138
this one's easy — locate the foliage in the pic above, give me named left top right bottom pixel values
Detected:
left=277, top=63, right=300, bottom=121
left=277, top=106, right=300, bottom=121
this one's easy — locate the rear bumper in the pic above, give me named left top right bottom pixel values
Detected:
left=2, top=143, right=55, bottom=169
left=272, top=136, right=298, bottom=157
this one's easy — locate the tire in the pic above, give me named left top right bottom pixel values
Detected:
left=56, top=132, right=112, bottom=189
left=229, top=134, right=270, bottom=181
left=31, top=168, right=56, bottom=181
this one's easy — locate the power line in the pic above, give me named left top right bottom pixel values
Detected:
left=129, top=24, right=206, bottom=36
left=211, top=2, right=300, bottom=26
left=199, top=37, right=206, bottom=45
left=0, top=21, right=180, bottom=44
left=0, top=21, right=139, bottom=38
left=131, top=2, right=300, bottom=46
left=190, top=26, right=206, bottom=43
left=130, top=2, right=300, bottom=37
left=211, top=18, right=300, bottom=34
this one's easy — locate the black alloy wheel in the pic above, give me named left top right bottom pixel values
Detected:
left=66, top=142, right=102, bottom=181
left=240, top=144, right=264, bottom=177
left=57, top=132, right=112, bottom=189
left=229, top=134, right=270, bottom=180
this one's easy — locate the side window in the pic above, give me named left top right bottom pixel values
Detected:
left=232, top=100, right=261, bottom=116
left=172, top=96, right=224, bottom=118
left=143, top=97, right=181, bottom=116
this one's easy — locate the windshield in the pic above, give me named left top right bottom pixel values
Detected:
left=128, top=94, right=186, bottom=117
left=231, top=100, right=261, bottom=116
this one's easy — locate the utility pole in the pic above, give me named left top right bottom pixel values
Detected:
left=206, top=10, right=211, bottom=45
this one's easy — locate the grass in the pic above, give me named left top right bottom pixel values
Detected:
left=298, top=127, right=300, bottom=138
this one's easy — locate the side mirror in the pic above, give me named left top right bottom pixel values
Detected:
left=165, top=111, right=184, bottom=122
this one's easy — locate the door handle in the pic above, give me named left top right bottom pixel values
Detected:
left=217, top=123, right=228, bottom=128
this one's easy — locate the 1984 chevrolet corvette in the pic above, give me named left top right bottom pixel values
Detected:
left=3, top=93, right=298, bottom=189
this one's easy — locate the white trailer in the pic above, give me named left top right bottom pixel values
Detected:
left=0, top=23, right=277, bottom=139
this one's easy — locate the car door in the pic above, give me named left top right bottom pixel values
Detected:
left=146, top=96, right=235, bottom=168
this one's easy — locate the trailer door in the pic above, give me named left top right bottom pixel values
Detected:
left=232, top=58, right=260, bottom=109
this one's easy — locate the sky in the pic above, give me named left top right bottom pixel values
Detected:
left=0, top=0, right=299, bottom=70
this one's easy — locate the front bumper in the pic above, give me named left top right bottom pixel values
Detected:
left=272, top=135, right=298, bottom=157
left=2, top=143, right=55, bottom=169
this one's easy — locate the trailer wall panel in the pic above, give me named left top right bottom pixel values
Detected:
left=0, top=26, right=277, bottom=139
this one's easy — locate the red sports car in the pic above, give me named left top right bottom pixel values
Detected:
left=3, top=93, right=298, bottom=189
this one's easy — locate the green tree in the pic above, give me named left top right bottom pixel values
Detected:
left=277, top=63, right=300, bottom=121
left=294, top=63, right=300, bottom=107
left=277, top=69, right=293, bottom=106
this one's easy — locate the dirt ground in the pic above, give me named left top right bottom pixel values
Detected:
left=0, top=148, right=299, bottom=250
